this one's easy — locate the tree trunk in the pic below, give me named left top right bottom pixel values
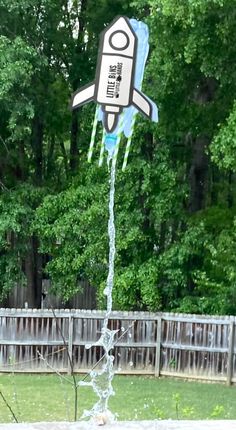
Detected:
left=188, top=135, right=209, bottom=213
left=70, top=111, right=79, bottom=171
left=69, top=0, right=88, bottom=172
left=188, top=77, right=217, bottom=213
left=227, top=171, right=233, bottom=208
left=24, top=236, right=42, bottom=308
left=31, top=114, right=44, bottom=185
left=159, top=221, right=167, bottom=253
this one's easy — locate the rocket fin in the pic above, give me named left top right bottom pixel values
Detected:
left=71, top=83, right=95, bottom=109
left=132, top=88, right=153, bottom=120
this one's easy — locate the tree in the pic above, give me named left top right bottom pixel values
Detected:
left=137, top=0, right=236, bottom=313
left=1, top=0, right=236, bottom=314
left=0, top=0, right=136, bottom=306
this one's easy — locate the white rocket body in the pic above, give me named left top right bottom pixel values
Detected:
left=95, top=17, right=136, bottom=110
left=71, top=16, right=156, bottom=133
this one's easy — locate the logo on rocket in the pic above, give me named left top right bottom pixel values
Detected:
left=71, top=16, right=157, bottom=134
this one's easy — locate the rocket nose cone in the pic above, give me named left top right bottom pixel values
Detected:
left=102, top=16, right=136, bottom=56
left=114, top=17, right=129, bottom=27
left=109, top=16, right=134, bottom=35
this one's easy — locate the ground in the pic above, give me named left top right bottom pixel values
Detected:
left=1, top=375, right=236, bottom=422
left=1, top=422, right=236, bottom=430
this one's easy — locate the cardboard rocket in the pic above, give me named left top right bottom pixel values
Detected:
left=71, top=16, right=157, bottom=134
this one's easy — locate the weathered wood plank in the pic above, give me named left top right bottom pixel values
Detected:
left=154, top=317, right=161, bottom=377
left=0, top=309, right=235, bottom=382
left=68, top=316, right=73, bottom=375
left=160, top=370, right=227, bottom=382
left=0, top=309, right=158, bottom=320
left=227, top=320, right=235, bottom=386
left=1, top=340, right=66, bottom=346
left=1, top=308, right=234, bottom=324
left=161, top=342, right=229, bottom=353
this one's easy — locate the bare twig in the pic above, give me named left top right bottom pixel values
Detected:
left=0, top=180, right=9, bottom=191
left=0, top=390, right=18, bottom=423
left=49, top=305, right=79, bottom=421
left=36, top=350, right=73, bottom=385
left=79, top=320, right=136, bottom=385
left=0, top=135, right=9, bottom=154
left=42, top=303, right=136, bottom=421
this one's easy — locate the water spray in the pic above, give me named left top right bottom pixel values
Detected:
left=70, top=15, right=158, bottom=423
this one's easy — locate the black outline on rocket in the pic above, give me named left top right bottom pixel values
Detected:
left=70, top=16, right=155, bottom=134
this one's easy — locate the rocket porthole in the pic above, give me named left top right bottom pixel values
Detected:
left=109, top=30, right=130, bottom=51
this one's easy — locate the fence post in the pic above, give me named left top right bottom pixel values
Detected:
left=227, top=319, right=235, bottom=386
left=155, top=317, right=162, bottom=377
left=68, top=315, right=74, bottom=375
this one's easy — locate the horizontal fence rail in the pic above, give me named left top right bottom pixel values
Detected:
left=0, top=309, right=235, bottom=384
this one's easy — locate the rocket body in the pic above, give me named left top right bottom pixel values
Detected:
left=95, top=17, right=136, bottom=110
left=96, top=55, right=133, bottom=106
left=94, top=17, right=137, bottom=131
left=71, top=16, right=157, bottom=134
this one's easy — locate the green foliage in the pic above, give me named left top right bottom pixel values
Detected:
left=0, top=36, right=37, bottom=99
left=211, top=102, right=236, bottom=171
left=0, top=184, right=45, bottom=298
left=154, top=407, right=166, bottom=419
left=209, top=404, right=225, bottom=418
left=1, top=0, right=236, bottom=313
left=172, top=392, right=181, bottom=419
left=34, top=166, right=109, bottom=299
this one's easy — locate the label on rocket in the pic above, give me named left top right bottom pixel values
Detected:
left=96, top=55, right=134, bottom=106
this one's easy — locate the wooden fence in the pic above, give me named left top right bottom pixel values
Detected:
left=1, top=280, right=97, bottom=310
left=0, top=309, right=235, bottom=385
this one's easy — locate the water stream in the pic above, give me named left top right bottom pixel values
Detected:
left=80, top=155, right=118, bottom=423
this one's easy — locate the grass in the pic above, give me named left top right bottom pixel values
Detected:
left=0, top=374, right=236, bottom=423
